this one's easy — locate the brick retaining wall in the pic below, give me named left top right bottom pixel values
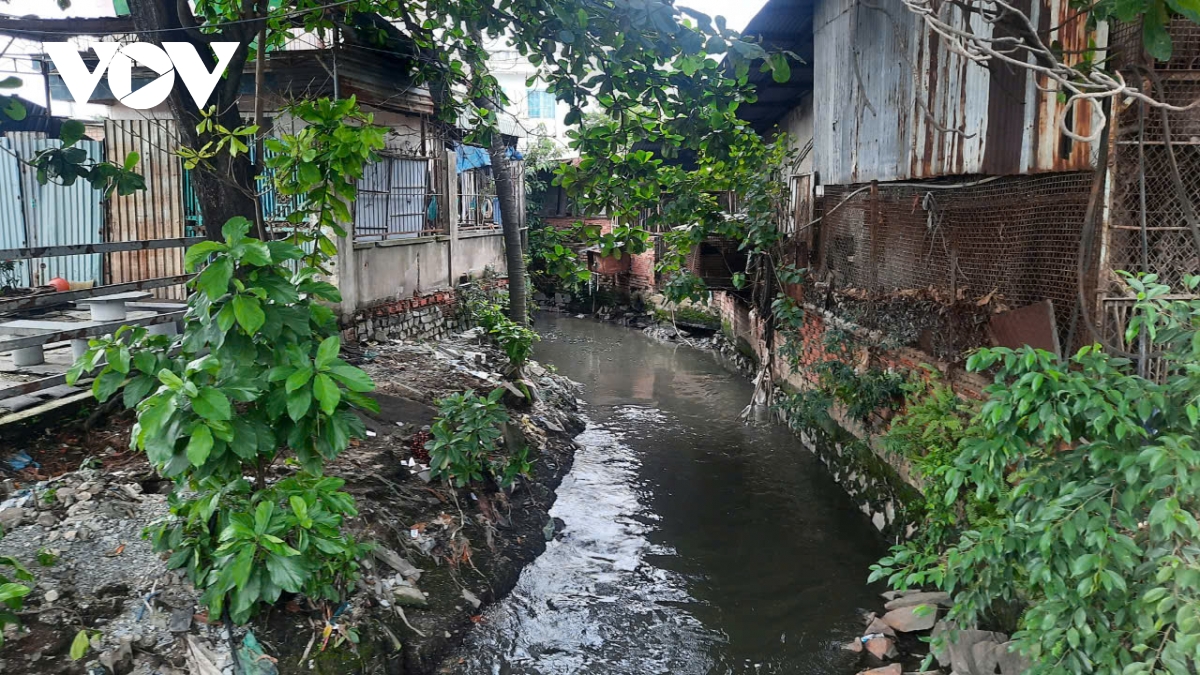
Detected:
left=342, top=279, right=508, bottom=344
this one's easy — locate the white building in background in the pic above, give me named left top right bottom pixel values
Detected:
left=484, top=40, right=571, bottom=158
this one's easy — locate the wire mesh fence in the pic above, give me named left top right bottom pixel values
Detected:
left=815, top=173, right=1095, bottom=354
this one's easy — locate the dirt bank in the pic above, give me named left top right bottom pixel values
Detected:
left=0, top=329, right=584, bottom=675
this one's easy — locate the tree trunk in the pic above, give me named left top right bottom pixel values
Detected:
left=127, top=0, right=259, bottom=241
left=481, top=110, right=529, bottom=326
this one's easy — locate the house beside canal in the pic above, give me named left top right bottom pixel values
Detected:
left=691, top=0, right=1200, bottom=538
left=0, top=13, right=522, bottom=319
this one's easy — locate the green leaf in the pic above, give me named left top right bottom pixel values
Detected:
left=186, top=425, right=214, bottom=466
left=1, top=96, right=26, bottom=122
left=328, top=365, right=374, bottom=393
left=194, top=257, right=233, bottom=299
left=69, top=628, right=89, bottom=661
left=1144, top=8, right=1173, bottom=61
left=316, top=336, right=340, bottom=370
left=289, top=495, right=311, bottom=527
left=60, top=120, right=86, bottom=147
left=313, top=373, right=341, bottom=415
left=92, top=368, right=125, bottom=402
left=266, top=553, right=306, bottom=593
left=286, top=366, right=313, bottom=393
left=1166, top=0, right=1200, bottom=24
left=0, top=582, right=29, bottom=604
left=0, top=76, right=20, bottom=89
left=232, top=295, right=265, bottom=334
left=286, top=388, right=312, bottom=422
left=239, top=240, right=271, bottom=266
left=184, top=241, right=227, bottom=272
left=768, top=53, right=792, bottom=83
left=192, top=387, right=232, bottom=421
left=254, top=501, right=274, bottom=536
left=222, top=216, right=252, bottom=244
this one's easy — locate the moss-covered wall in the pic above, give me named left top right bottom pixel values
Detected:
left=709, top=290, right=947, bottom=541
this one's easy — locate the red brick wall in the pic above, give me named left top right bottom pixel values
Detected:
left=343, top=279, right=508, bottom=344
left=711, top=291, right=988, bottom=402
left=629, top=249, right=656, bottom=290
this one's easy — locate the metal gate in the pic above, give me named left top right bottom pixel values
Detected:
left=355, top=156, right=437, bottom=241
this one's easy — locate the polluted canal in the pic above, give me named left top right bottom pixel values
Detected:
left=449, top=315, right=887, bottom=674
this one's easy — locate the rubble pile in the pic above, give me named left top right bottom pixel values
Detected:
left=0, top=324, right=586, bottom=675
left=0, top=467, right=235, bottom=675
left=848, top=590, right=1030, bottom=675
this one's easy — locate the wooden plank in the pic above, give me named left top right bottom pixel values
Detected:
left=0, top=311, right=184, bottom=353
left=0, top=237, right=204, bottom=261
left=0, top=311, right=159, bottom=335
left=0, top=274, right=191, bottom=314
left=0, top=15, right=133, bottom=36
left=0, top=373, right=71, bottom=402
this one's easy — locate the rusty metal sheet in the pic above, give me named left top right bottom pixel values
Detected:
left=812, top=0, right=1100, bottom=184
left=988, top=299, right=1061, bottom=355
left=8, top=132, right=105, bottom=286
left=104, top=119, right=188, bottom=300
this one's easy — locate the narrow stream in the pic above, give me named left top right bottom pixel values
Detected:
left=451, top=315, right=885, bottom=674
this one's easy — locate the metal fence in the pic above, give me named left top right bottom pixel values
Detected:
left=458, top=167, right=500, bottom=231
left=1103, top=18, right=1200, bottom=372
left=105, top=119, right=189, bottom=299
left=815, top=173, right=1095, bottom=357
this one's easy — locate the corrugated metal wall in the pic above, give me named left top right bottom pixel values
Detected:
left=8, top=132, right=104, bottom=286
left=812, top=0, right=1101, bottom=184
left=0, top=139, right=30, bottom=287
left=103, top=119, right=188, bottom=299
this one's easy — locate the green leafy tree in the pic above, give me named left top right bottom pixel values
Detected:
left=871, top=274, right=1200, bottom=675
left=68, top=217, right=378, bottom=623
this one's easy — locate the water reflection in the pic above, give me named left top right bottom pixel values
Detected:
left=449, top=316, right=885, bottom=674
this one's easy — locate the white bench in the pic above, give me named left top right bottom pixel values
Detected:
left=0, top=310, right=162, bottom=366
left=75, top=291, right=153, bottom=322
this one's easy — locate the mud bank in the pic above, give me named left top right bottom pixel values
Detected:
left=0, top=329, right=584, bottom=675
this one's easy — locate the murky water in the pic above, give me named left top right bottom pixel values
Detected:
left=451, top=316, right=885, bottom=674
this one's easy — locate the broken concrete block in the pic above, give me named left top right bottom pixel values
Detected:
left=865, top=635, right=898, bottom=660
left=392, top=585, right=428, bottom=608
left=882, top=605, right=938, bottom=633
left=883, top=591, right=951, bottom=611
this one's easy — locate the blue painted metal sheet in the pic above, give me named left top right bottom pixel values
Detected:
left=9, top=133, right=104, bottom=286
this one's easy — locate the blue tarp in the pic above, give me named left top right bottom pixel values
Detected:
left=454, top=144, right=525, bottom=174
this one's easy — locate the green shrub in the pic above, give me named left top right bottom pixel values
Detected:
left=69, top=218, right=379, bottom=624
left=871, top=274, right=1200, bottom=675
left=425, top=388, right=529, bottom=488
left=815, top=360, right=904, bottom=423
left=150, top=474, right=367, bottom=622
left=466, top=291, right=540, bottom=369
